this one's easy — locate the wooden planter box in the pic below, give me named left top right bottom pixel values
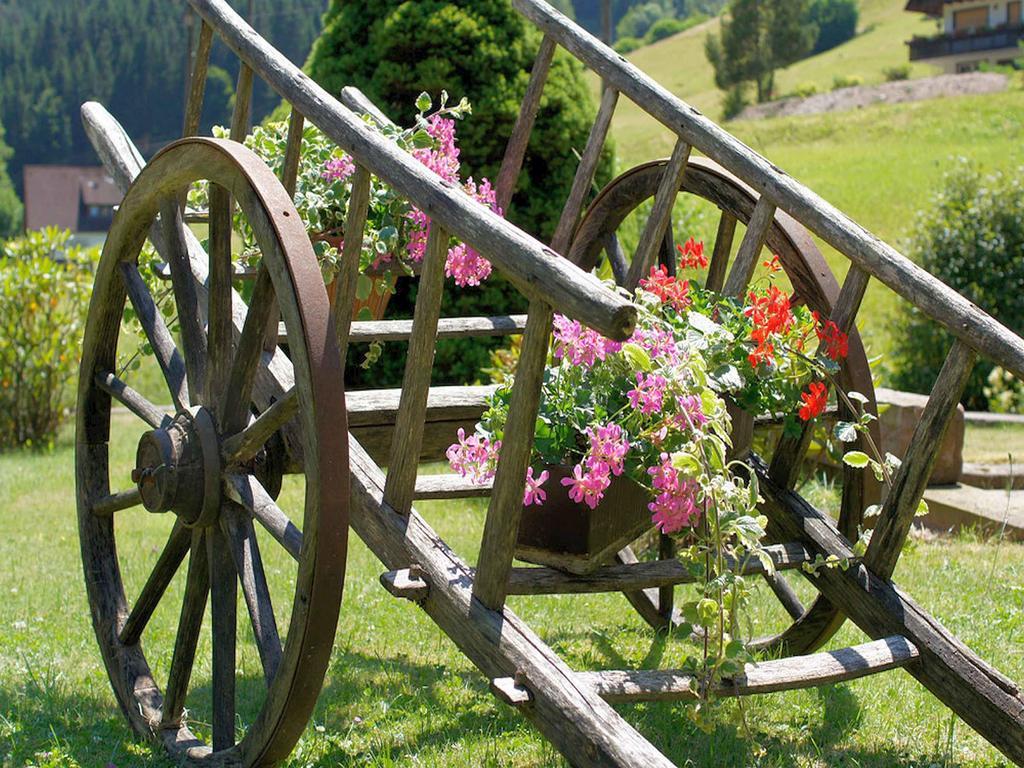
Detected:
left=514, top=465, right=653, bottom=575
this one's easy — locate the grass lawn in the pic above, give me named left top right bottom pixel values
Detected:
left=2, top=416, right=1024, bottom=767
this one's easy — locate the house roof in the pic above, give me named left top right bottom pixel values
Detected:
left=23, top=165, right=120, bottom=232
left=905, top=0, right=979, bottom=17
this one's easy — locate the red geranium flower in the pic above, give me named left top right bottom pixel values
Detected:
left=762, top=254, right=781, bottom=273
left=677, top=237, right=708, bottom=270
left=745, top=286, right=794, bottom=367
left=798, top=381, right=828, bottom=421
left=640, top=265, right=691, bottom=311
left=812, top=312, right=849, bottom=362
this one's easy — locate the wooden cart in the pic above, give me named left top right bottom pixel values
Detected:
left=76, top=1, right=1024, bottom=765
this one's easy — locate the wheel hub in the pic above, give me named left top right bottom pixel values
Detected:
left=133, top=406, right=222, bottom=527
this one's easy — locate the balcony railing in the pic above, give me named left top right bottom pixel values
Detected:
left=908, top=25, right=1024, bottom=60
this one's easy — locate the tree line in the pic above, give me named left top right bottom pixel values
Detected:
left=0, top=0, right=327, bottom=205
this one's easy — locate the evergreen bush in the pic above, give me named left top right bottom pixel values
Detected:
left=889, top=161, right=1024, bottom=409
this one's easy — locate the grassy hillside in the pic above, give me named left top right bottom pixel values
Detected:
left=583, top=1, right=1024, bottom=366
left=599, top=0, right=942, bottom=127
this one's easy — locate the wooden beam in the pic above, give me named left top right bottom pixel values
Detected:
left=580, top=636, right=919, bottom=703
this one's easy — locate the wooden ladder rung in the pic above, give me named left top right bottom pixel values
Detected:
left=379, top=567, right=429, bottom=601
left=279, top=314, right=529, bottom=345
left=579, top=635, right=919, bottom=703
left=346, top=385, right=497, bottom=427
left=413, top=474, right=493, bottom=500
left=503, top=542, right=813, bottom=595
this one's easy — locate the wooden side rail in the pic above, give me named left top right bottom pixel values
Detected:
left=278, top=315, right=528, bottom=345
left=186, top=0, right=636, bottom=343
left=511, top=0, right=1024, bottom=378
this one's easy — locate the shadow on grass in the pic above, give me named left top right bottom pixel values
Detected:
left=0, top=642, right=970, bottom=767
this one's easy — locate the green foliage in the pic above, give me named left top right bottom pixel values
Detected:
left=883, top=64, right=911, bottom=82
left=832, top=73, right=864, bottom=89
left=616, top=1, right=673, bottom=41
left=307, top=0, right=611, bottom=386
left=571, top=0, right=726, bottom=39
left=984, top=367, right=1024, bottom=414
left=720, top=85, right=750, bottom=120
left=804, top=0, right=859, bottom=55
left=647, top=15, right=706, bottom=43
left=614, top=36, right=646, bottom=53
left=0, top=0, right=326, bottom=193
left=0, top=228, right=95, bottom=449
left=705, top=0, right=816, bottom=103
left=890, top=161, right=1024, bottom=409
left=0, top=118, right=21, bottom=239
left=791, top=81, right=820, bottom=98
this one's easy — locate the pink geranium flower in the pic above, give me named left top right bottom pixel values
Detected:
left=523, top=466, right=550, bottom=507
left=446, top=428, right=501, bottom=484
left=561, top=462, right=611, bottom=510
left=627, top=372, right=668, bottom=415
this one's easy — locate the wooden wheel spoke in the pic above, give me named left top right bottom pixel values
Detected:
left=96, top=370, right=171, bottom=429
left=723, top=195, right=776, bottom=298
left=92, top=487, right=143, bottom=517
left=220, top=267, right=276, bottom=435
left=603, top=234, right=628, bottom=285
left=706, top=211, right=736, bottom=292
left=222, top=506, right=283, bottom=684
left=119, top=262, right=189, bottom=411
left=225, top=473, right=302, bottom=561
left=206, top=182, right=234, bottom=405
left=208, top=525, right=238, bottom=751
left=221, top=389, right=298, bottom=466
left=162, top=530, right=210, bottom=727
left=159, top=200, right=208, bottom=401
left=120, top=522, right=191, bottom=645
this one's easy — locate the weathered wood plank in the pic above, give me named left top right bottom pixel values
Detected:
left=705, top=211, right=736, bottom=292
left=550, top=85, right=619, bottom=251
left=207, top=525, right=237, bottom=750
left=722, top=194, right=776, bottom=297
left=384, top=225, right=450, bottom=516
left=626, top=138, right=691, bottom=289
left=188, top=0, right=638, bottom=341
left=496, top=34, right=557, bottom=213
left=332, top=166, right=371, bottom=370
left=281, top=108, right=304, bottom=196
left=346, top=384, right=495, bottom=427
left=221, top=389, right=298, bottom=466
left=119, top=522, right=191, bottom=645
left=225, top=473, right=302, bottom=561
left=503, top=542, right=812, bottom=595
left=473, top=303, right=553, bottom=610
left=95, top=370, right=170, bottom=429
left=182, top=21, right=213, bottom=137
left=283, top=314, right=529, bottom=345
left=161, top=530, right=209, bottom=726
left=580, top=635, right=919, bottom=703
left=91, top=487, right=143, bottom=517
left=414, top=474, right=493, bottom=500
left=118, top=262, right=190, bottom=411
left=865, top=340, right=976, bottom=580
left=222, top=506, right=282, bottom=685
left=512, top=0, right=1024, bottom=378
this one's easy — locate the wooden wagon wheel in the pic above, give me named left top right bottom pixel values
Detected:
left=76, top=137, right=348, bottom=766
left=568, top=157, right=881, bottom=654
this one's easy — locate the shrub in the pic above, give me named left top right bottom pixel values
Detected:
left=0, top=228, right=96, bottom=449
left=721, top=85, right=750, bottom=120
left=832, top=73, right=863, bottom=90
left=791, top=82, right=819, bottom=98
left=614, top=36, right=645, bottom=54
left=616, top=2, right=672, bottom=41
left=889, top=161, right=1024, bottom=409
left=984, top=367, right=1024, bottom=414
left=646, top=17, right=690, bottom=43
left=883, top=64, right=911, bottom=82
left=804, top=0, right=859, bottom=55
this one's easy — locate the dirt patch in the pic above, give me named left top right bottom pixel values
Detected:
left=736, top=72, right=1009, bottom=121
